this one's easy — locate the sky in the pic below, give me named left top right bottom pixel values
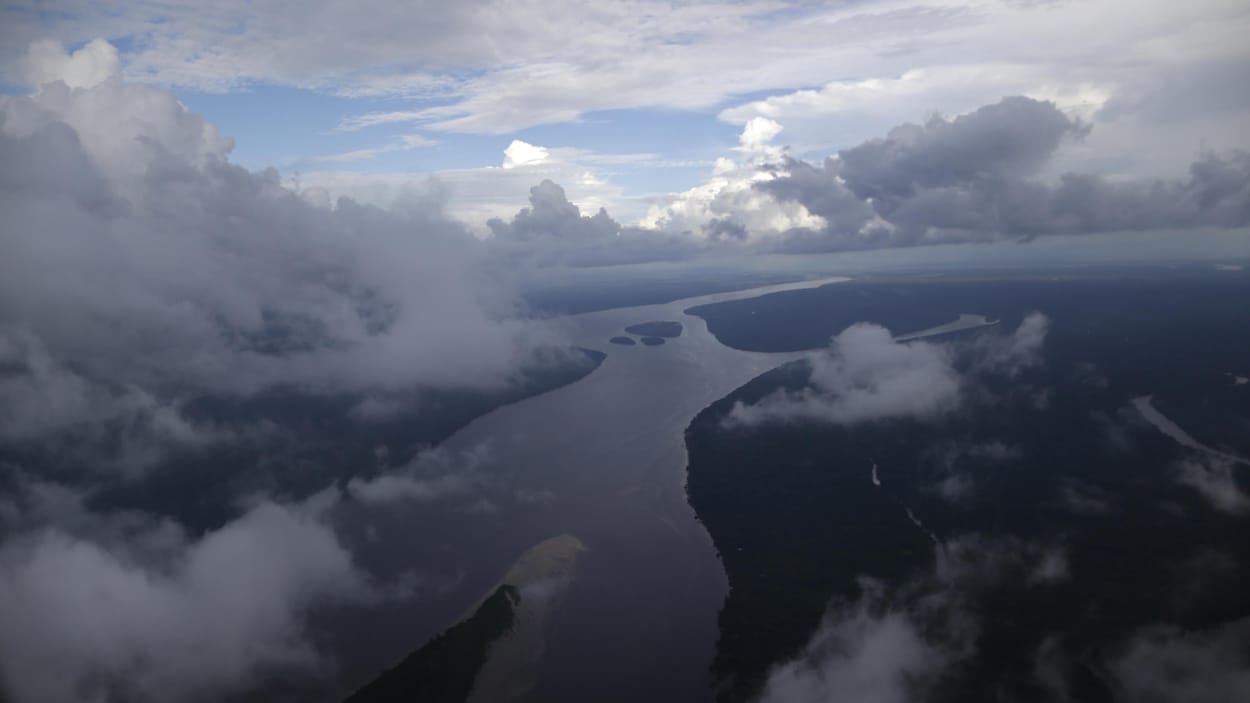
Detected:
left=3, top=0, right=1249, bottom=234
left=1, top=2, right=1249, bottom=701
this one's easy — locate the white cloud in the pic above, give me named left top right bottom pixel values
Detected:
left=502, top=139, right=551, bottom=169
left=757, top=581, right=945, bottom=703
left=0, top=42, right=554, bottom=409
left=5, top=0, right=1240, bottom=168
left=738, top=117, right=784, bottom=151
left=0, top=501, right=371, bottom=703
left=1177, top=456, right=1250, bottom=514
left=20, top=38, right=120, bottom=89
left=716, top=1, right=1250, bottom=179
left=728, top=314, right=1053, bottom=427
left=727, top=323, right=960, bottom=427
left=641, top=118, right=826, bottom=239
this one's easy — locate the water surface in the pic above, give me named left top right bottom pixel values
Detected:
left=335, top=277, right=847, bottom=701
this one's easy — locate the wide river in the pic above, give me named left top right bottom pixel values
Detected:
left=330, top=277, right=845, bottom=701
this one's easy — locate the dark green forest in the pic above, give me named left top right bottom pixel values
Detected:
left=686, top=270, right=1250, bottom=702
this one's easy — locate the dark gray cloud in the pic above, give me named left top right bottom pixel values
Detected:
left=1110, top=618, right=1250, bottom=703
left=754, top=157, right=885, bottom=245
left=488, top=179, right=621, bottom=242
left=0, top=50, right=562, bottom=703
left=0, top=62, right=571, bottom=474
left=487, top=178, right=700, bottom=266
left=837, top=96, right=1084, bottom=207
left=756, top=97, right=1250, bottom=250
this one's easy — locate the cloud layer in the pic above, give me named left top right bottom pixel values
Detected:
left=0, top=41, right=564, bottom=471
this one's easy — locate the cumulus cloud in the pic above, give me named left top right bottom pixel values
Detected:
left=0, top=40, right=570, bottom=472
left=756, top=580, right=946, bottom=703
left=758, top=97, right=1084, bottom=247
left=836, top=96, right=1083, bottom=206
left=654, top=97, right=1250, bottom=251
left=19, top=38, right=121, bottom=90
left=501, top=139, right=552, bottom=169
left=728, top=313, right=1051, bottom=428
left=487, top=179, right=699, bottom=266
left=0, top=40, right=568, bottom=701
left=641, top=117, right=829, bottom=241
left=0, top=500, right=372, bottom=703
left=727, top=323, right=961, bottom=427
left=489, top=179, right=620, bottom=242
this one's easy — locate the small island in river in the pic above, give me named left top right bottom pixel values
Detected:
left=624, top=320, right=683, bottom=338
left=640, top=336, right=666, bottom=346
left=609, top=336, right=636, bottom=346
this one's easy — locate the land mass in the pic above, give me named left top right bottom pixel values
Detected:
left=685, top=272, right=1250, bottom=702
left=342, top=585, right=521, bottom=703
left=624, top=320, right=683, bottom=338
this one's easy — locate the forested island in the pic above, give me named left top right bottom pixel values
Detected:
left=624, top=320, right=683, bottom=338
